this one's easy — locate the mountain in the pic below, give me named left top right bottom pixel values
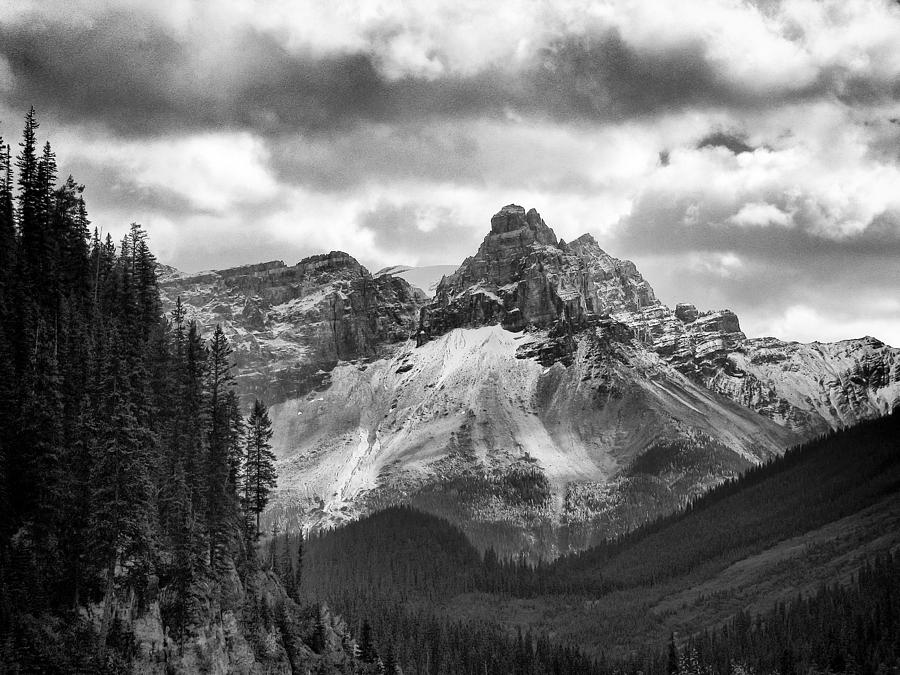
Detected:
left=421, top=204, right=900, bottom=435
left=159, top=252, right=426, bottom=406
left=159, top=205, right=900, bottom=556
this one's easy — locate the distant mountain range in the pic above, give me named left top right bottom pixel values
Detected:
left=159, top=205, right=900, bottom=557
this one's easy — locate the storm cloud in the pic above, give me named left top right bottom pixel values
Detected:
left=1, top=0, right=899, bottom=344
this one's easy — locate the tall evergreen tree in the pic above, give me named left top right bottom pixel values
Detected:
left=15, top=108, right=39, bottom=242
left=0, top=139, right=14, bottom=281
left=242, top=398, right=277, bottom=538
left=295, top=528, right=304, bottom=595
left=206, top=324, right=240, bottom=570
left=0, top=137, right=15, bottom=538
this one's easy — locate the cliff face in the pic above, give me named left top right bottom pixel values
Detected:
left=94, top=561, right=365, bottom=674
left=159, top=252, right=426, bottom=406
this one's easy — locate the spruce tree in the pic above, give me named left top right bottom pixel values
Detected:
left=0, top=139, right=14, bottom=282
left=16, top=108, right=39, bottom=241
left=206, top=324, right=239, bottom=570
left=0, top=137, right=15, bottom=538
left=242, top=398, right=277, bottom=538
left=383, top=644, right=398, bottom=674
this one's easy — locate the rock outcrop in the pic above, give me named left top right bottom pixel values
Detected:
left=88, top=558, right=366, bottom=674
left=159, top=252, right=427, bottom=406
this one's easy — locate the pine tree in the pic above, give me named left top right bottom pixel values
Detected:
left=0, top=139, right=14, bottom=281
left=0, top=137, right=15, bottom=538
left=311, top=603, right=327, bottom=654
left=16, top=108, right=40, bottom=243
left=90, top=326, right=155, bottom=652
left=127, top=223, right=159, bottom=342
left=183, top=320, right=208, bottom=518
left=668, top=634, right=679, bottom=675
left=242, top=398, right=277, bottom=538
left=206, top=324, right=239, bottom=570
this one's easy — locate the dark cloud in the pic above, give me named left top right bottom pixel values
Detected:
left=5, top=13, right=896, bottom=139
left=697, top=131, right=755, bottom=154
left=621, top=192, right=900, bottom=260
left=0, top=13, right=389, bottom=136
left=530, top=33, right=737, bottom=121
left=0, top=13, right=189, bottom=134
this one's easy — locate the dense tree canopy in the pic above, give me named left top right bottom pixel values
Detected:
left=0, top=109, right=289, bottom=672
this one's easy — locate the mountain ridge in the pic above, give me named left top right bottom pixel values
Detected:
left=158, top=204, right=899, bottom=555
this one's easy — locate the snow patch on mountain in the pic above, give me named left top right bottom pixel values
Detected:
left=374, top=264, right=459, bottom=296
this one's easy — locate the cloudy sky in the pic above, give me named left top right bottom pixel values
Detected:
left=1, top=0, right=899, bottom=345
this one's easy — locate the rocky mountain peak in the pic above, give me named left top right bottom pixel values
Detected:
left=295, top=250, right=368, bottom=280
left=420, top=205, right=658, bottom=335
left=489, top=204, right=558, bottom=245
left=415, top=205, right=899, bottom=436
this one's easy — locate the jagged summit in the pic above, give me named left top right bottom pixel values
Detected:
left=420, top=204, right=657, bottom=334
left=489, top=204, right=558, bottom=245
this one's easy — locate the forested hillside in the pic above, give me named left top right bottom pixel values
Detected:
left=296, top=507, right=602, bottom=674
left=297, top=411, right=900, bottom=673
left=548, top=409, right=900, bottom=594
left=0, top=111, right=366, bottom=672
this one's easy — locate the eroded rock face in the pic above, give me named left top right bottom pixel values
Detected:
left=159, top=252, right=427, bottom=406
left=265, top=323, right=798, bottom=558
left=675, top=303, right=699, bottom=323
